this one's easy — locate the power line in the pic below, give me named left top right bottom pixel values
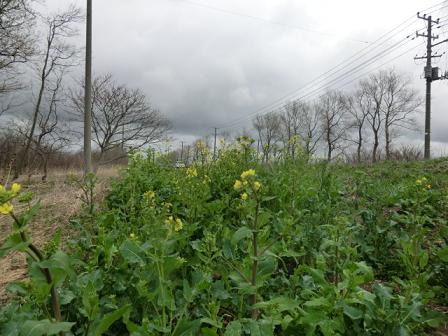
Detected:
left=212, top=1, right=448, bottom=131
left=175, top=0, right=370, bottom=44
left=223, top=42, right=421, bottom=132
left=223, top=44, right=422, bottom=134
left=218, top=26, right=417, bottom=129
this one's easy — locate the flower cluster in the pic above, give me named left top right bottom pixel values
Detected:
left=240, top=169, right=256, bottom=180
left=143, top=190, right=156, bottom=208
left=0, top=183, right=21, bottom=215
left=186, top=167, right=198, bottom=178
left=165, top=215, right=183, bottom=232
left=195, top=139, right=206, bottom=150
left=287, top=135, right=300, bottom=145
left=237, top=135, right=255, bottom=150
left=203, top=174, right=211, bottom=184
left=234, top=169, right=262, bottom=201
left=415, top=177, right=431, bottom=190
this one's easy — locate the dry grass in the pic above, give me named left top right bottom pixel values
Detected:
left=0, top=166, right=122, bottom=303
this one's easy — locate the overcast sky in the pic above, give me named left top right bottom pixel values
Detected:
left=41, top=0, right=448, bottom=153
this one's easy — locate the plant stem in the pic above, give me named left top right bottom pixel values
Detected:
left=251, top=200, right=260, bottom=320
left=11, top=213, right=63, bottom=325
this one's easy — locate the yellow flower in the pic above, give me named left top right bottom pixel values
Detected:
left=253, top=181, right=262, bottom=191
left=241, top=169, right=256, bottom=180
left=234, top=180, right=242, bottom=190
left=176, top=256, right=186, bottom=264
left=144, top=190, right=155, bottom=199
left=187, top=167, right=198, bottom=177
left=175, top=218, right=183, bottom=231
left=241, top=193, right=248, bottom=201
left=11, top=183, right=21, bottom=195
left=0, top=202, right=13, bottom=215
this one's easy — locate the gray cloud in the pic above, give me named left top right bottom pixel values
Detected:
left=38, top=0, right=448, bottom=145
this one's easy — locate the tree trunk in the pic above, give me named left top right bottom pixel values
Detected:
left=15, top=76, right=47, bottom=179
left=385, top=123, right=391, bottom=160
left=372, top=131, right=379, bottom=163
left=357, top=127, right=363, bottom=163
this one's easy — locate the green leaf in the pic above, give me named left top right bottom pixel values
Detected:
left=91, top=305, right=131, bottom=336
left=232, top=227, right=252, bottom=245
left=437, top=246, right=448, bottom=262
left=304, top=297, right=330, bottom=308
left=82, top=281, right=99, bottom=321
left=343, top=304, right=363, bottom=320
left=254, top=297, right=299, bottom=312
left=247, top=319, right=274, bottom=336
left=419, top=251, right=429, bottom=269
left=16, top=203, right=41, bottom=229
left=200, top=318, right=222, bottom=329
left=183, top=279, right=194, bottom=303
left=119, top=240, right=145, bottom=265
left=39, top=251, right=75, bottom=286
left=224, top=320, right=243, bottom=336
left=171, top=318, right=201, bottom=336
left=0, top=233, right=29, bottom=258
left=20, top=320, right=74, bottom=336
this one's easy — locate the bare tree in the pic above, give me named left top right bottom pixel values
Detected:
left=15, top=5, right=82, bottom=178
left=361, top=71, right=388, bottom=163
left=0, top=0, right=36, bottom=93
left=346, top=89, right=370, bottom=163
left=34, top=74, right=72, bottom=180
left=317, top=90, right=348, bottom=161
left=301, top=102, right=322, bottom=157
left=71, top=74, right=171, bottom=166
left=280, top=101, right=301, bottom=158
left=381, top=69, right=422, bottom=160
left=279, top=100, right=322, bottom=159
left=253, top=111, right=281, bottom=163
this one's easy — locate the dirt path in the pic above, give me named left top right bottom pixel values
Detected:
left=0, top=168, right=119, bottom=303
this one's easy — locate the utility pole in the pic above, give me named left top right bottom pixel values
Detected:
left=415, top=12, right=448, bottom=159
left=213, top=127, right=218, bottom=161
left=84, top=0, right=93, bottom=174
left=180, top=141, right=184, bottom=162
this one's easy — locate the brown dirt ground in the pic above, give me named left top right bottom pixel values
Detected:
left=0, top=166, right=121, bottom=304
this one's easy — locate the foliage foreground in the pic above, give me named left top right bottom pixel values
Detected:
left=1, top=150, right=448, bottom=335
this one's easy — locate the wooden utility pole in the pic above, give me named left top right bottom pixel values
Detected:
left=415, top=12, right=448, bottom=159
left=84, top=0, right=93, bottom=174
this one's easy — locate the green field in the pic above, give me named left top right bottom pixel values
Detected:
left=1, top=148, right=448, bottom=335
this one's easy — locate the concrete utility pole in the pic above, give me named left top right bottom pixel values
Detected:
left=84, top=0, right=93, bottom=174
left=213, top=127, right=218, bottom=161
left=180, top=141, right=184, bottom=162
left=415, top=13, right=448, bottom=159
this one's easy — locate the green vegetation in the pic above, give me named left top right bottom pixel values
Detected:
left=1, top=145, right=447, bottom=335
